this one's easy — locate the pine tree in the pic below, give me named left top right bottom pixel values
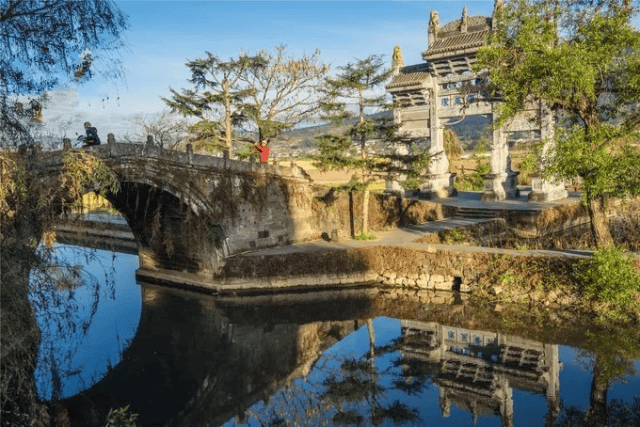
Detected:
left=315, top=55, right=392, bottom=236
left=164, top=46, right=328, bottom=158
left=162, top=52, right=261, bottom=157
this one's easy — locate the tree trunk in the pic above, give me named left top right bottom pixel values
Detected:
left=587, top=195, right=614, bottom=249
left=224, top=96, right=233, bottom=158
left=349, top=191, right=355, bottom=238
left=362, top=188, right=370, bottom=235
left=366, top=318, right=376, bottom=362
left=366, top=318, right=377, bottom=425
left=587, top=358, right=609, bottom=426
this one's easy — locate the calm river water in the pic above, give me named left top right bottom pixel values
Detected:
left=29, top=243, right=640, bottom=426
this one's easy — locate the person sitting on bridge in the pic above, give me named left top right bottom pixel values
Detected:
left=78, top=122, right=101, bottom=147
left=254, top=140, right=270, bottom=163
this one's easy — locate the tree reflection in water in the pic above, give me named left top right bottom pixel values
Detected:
left=227, top=315, right=640, bottom=427
left=556, top=322, right=640, bottom=427
left=237, top=318, right=421, bottom=426
left=28, top=243, right=125, bottom=401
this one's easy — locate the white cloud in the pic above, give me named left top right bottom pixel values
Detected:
left=24, top=88, right=155, bottom=145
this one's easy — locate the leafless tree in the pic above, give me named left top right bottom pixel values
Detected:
left=129, top=111, right=192, bottom=149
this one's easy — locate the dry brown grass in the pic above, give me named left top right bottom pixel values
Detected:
left=416, top=199, right=640, bottom=253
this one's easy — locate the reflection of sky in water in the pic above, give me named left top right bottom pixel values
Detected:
left=226, top=317, right=640, bottom=427
left=29, top=244, right=141, bottom=400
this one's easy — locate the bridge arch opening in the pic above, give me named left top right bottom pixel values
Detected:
left=103, top=181, right=226, bottom=275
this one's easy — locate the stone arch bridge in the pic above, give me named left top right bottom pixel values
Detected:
left=38, top=142, right=317, bottom=277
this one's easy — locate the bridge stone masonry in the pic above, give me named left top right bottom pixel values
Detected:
left=37, top=140, right=319, bottom=277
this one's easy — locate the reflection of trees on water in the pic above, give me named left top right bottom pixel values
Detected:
left=28, top=244, right=117, bottom=401
left=556, top=324, right=640, bottom=427
left=236, top=319, right=422, bottom=427
left=322, top=319, right=419, bottom=426
left=233, top=318, right=571, bottom=427
left=556, top=397, right=640, bottom=426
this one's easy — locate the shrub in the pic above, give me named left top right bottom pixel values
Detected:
left=443, top=129, right=464, bottom=160
left=105, top=405, right=138, bottom=427
left=354, top=232, right=376, bottom=241
left=439, top=228, right=472, bottom=244
left=475, top=138, right=489, bottom=155
left=517, top=152, right=538, bottom=185
left=573, top=246, right=640, bottom=307
left=400, top=177, right=421, bottom=191
left=456, top=159, right=489, bottom=191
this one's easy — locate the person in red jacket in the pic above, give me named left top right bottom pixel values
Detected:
left=254, top=140, right=270, bottom=163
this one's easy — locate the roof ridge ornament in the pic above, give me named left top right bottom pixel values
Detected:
left=392, top=45, right=404, bottom=76
left=429, top=10, right=440, bottom=48
left=461, top=5, right=469, bottom=33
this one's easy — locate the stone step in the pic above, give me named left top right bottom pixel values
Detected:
left=453, top=207, right=497, bottom=219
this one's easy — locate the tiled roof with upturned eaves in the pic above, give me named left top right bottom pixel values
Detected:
left=425, top=30, right=488, bottom=57
left=386, top=64, right=431, bottom=91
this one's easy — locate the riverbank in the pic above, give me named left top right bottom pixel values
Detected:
left=57, top=192, right=639, bottom=318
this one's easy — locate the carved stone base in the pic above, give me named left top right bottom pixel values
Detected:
left=420, top=173, right=457, bottom=199
left=481, top=172, right=520, bottom=201
left=384, top=176, right=404, bottom=196
left=528, top=174, right=568, bottom=202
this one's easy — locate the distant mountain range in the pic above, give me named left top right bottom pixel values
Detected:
left=277, top=110, right=493, bottom=151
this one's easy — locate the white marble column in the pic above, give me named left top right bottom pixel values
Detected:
left=421, top=79, right=456, bottom=198
left=384, top=143, right=407, bottom=196
left=528, top=101, right=568, bottom=202
left=482, top=106, right=520, bottom=200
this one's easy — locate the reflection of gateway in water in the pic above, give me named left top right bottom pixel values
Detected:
left=400, top=320, right=561, bottom=427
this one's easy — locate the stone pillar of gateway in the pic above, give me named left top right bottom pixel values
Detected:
left=386, top=2, right=568, bottom=202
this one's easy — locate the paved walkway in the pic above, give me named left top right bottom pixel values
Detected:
left=237, top=220, right=594, bottom=260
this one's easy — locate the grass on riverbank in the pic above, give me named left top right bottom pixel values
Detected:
left=470, top=248, right=640, bottom=322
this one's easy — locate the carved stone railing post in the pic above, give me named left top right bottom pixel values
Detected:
left=62, top=137, right=72, bottom=151
left=186, top=143, right=193, bottom=164
left=107, top=133, right=115, bottom=156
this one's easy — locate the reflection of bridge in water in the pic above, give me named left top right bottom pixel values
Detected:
left=400, top=320, right=561, bottom=427
left=62, top=285, right=375, bottom=426
left=61, top=282, right=565, bottom=426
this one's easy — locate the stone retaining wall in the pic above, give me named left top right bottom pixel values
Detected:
left=224, top=246, right=495, bottom=294
left=137, top=245, right=586, bottom=296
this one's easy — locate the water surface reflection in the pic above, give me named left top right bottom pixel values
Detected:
left=29, top=244, right=141, bottom=400
left=30, top=245, right=640, bottom=426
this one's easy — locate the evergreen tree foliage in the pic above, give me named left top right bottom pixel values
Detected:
left=314, top=55, right=392, bottom=235
left=162, top=52, right=263, bottom=156
left=475, top=0, right=640, bottom=248
left=164, top=45, right=328, bottom=158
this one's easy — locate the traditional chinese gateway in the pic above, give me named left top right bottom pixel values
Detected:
left=386, top=1, right=567, bottom=202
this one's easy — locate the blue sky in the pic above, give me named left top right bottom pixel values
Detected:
left=38, top=1, right=497, bottom=140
